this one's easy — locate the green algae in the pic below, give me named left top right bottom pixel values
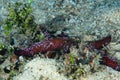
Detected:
left=4, top=1, right=35, bottom=36
left=69, top=53, right=75, bottom=64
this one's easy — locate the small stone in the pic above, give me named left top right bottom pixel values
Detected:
left=10, top=38, right=15, bottom=45
left=0, top=57, right=5, bottom=64
left=0, top=48, right=7, bottom=56
left=4, top=66, right=11, bottom=73
left=19, top=56, right=24, bottom=62
left=10, top=54, right=18, bottom=64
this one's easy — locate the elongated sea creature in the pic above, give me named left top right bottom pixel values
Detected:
left=87, top=35, right=111, bottom=50
left=14, top=37, right=77, bottom=57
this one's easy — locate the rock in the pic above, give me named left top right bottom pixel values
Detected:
left=110, top=43, right=120, bottom=51
left=13, top=57, right=67, bottom=80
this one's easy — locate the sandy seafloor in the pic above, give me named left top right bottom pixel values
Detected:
left=0, top=0, right=120, bottom=80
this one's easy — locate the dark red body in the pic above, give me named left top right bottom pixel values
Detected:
left=88, top=35, right=111, bottom=50
left=15, top=34, right=120, bottom=71
left=87, top=35, right=120, bottom=71
left=15, top=38, right=73, bottom=57
left=100, top=56, right=120, bottom=71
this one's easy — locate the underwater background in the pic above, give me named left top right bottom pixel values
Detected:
left=0, top=0, right=120, bottom=80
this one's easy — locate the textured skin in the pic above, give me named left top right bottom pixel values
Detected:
left=14, top=38, right=73, bottom=57
left=100, top=56, right=120, bottom=71
left=87, top=35, right=120, bottom=71
left=87, top=35, right=111, bottom=50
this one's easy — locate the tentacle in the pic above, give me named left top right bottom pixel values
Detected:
left=87, top=35, right=111, bottom=50
left=100, top=56, right=120, bottom=71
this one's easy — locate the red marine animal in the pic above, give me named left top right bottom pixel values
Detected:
left=87, top=35, right=111, bottom=50
left=14, top=37, right=77, bottom=57
left=100, top=56, right=120, bottom=71
left=87, top=35, right=120, bottom=71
